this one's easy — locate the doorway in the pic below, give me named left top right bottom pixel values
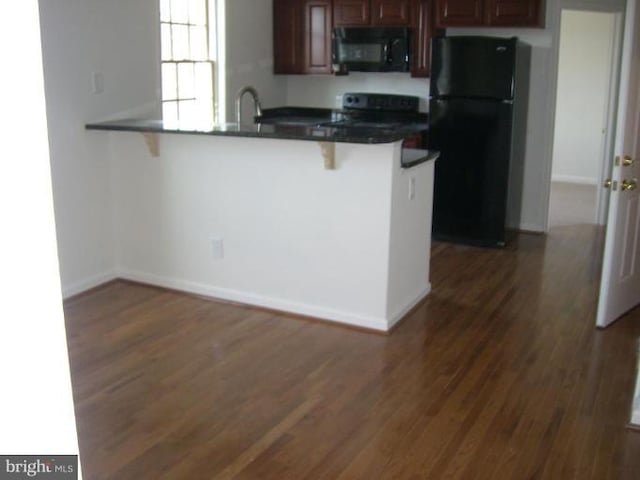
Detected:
left=548, top=9, right=620, bottom=229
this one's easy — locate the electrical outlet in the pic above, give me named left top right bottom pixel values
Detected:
left=211, top=238, right=224, bottom=259
left=408, top=176, right=416, bottom=200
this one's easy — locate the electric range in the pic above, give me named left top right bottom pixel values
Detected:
left=321, top=93, right=424, bottom=129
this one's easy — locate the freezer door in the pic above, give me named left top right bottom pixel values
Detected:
left=430, top=36, right=517, bottom=100
left=428, top=97, right=513, bottom=246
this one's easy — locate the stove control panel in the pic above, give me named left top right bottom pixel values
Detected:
left=342, top=93, right=419, bottom=112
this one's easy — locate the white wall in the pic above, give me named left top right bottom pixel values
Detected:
left=286, top=73, right=430, bottom=110
left=387, top=151, right=434, bottom=321
left=39, top=0, right=161, bottom=297
left=552, top=10, right=616, bottom=185
left=109, top=133, right=429, bottom=330
left=225, top=0, right=287, bottom=121
left=0, top=0, right=80, bottom=467
left=40, top=0, right=290, bottom=295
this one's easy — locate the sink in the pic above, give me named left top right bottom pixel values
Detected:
left=255, top=116, right=326, bottom=127
left=254, top=107, right=334, bottom=127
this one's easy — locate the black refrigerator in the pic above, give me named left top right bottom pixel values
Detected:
left=428, top=36, right=530, bottom=247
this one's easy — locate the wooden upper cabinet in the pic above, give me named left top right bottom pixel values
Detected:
left=486, top=0, right=542, bottom=26
left=303, top=0, right=333, bottom=74
left=435, top=0, right=543, bottom=27
left=335, top=0, right=411, bottom=27
left=274, top=0, right=304, bottom=74
left=334, top=0, right=371, bottom=26
left=435, top=0, right=483, bottom=27
left=371, top=0, right=412, bottom=26
left=273, top=0, right=332, bottom=74
left=410, top=0, right=434, bottom=77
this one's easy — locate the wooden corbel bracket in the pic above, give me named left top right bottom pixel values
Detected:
left=142, top=132, right=159, bottom=157
left=318, top=141, right=336, bottom=170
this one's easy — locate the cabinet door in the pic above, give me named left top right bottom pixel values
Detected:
left=372, top=0, right=412, bottom=26
left=274, top=0, right=304, bottom=74
left=486, top=0, right=542, bottom=26
left=304, top=0, right=333, bottom=74
left=334, top=0, right=370, bottom=26
left=411, top=0, right=433, bottom=77
left=435, top=0, right=484, bottom=27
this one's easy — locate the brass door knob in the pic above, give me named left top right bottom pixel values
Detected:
left=604, top=178, right=613, bottom=188
left=623, top=155, right=634, bottom=166
left=621, top=178, right=637, bottom=191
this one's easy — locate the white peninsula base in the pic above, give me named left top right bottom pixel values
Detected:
left=106, top=133, right=435, bottom=332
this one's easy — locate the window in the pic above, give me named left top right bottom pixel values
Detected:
left=160, top=0, right=218, bottom=126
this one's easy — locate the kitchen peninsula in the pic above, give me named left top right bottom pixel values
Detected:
left=86, top=114, right=438, bottom=332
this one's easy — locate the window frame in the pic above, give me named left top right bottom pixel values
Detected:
left=160, top=0, right=218, bottom=125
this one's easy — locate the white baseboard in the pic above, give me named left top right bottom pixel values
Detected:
left=116, top=268, right=391, bottom=332
left=516, top=223, right=546, bottom=233
left=631, top=349, right=640, bottom=426
left=632, top=398, right=640, bottom=427
left=61, top=270, right=117, bottom=299
left=61, top=269, right=432, bottom=332
left=387, top=284, right=431, bottom=330
left=551, top=174, right=598, bottom=185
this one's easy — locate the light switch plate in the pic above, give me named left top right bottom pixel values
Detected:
left=91, top=72, right=104, bottom=94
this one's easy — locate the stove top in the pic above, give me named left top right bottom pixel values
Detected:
left=330, top=93, right=423, bottom=128
left=341, top=93, right=420, bottom=113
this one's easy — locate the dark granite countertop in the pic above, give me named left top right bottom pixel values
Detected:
left=86, top=107, right=429, bottom=145
left=401, top=148, right=439, bottom=169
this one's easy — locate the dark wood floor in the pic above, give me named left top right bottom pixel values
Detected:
left=64, top=224, right=640, bottom=479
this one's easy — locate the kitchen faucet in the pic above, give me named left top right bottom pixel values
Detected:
left=235, top=86, right=263, bottom=125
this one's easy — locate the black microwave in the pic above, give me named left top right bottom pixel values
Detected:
left=332, top=27, right=410, bottom=73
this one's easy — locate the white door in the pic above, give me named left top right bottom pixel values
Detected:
left=596, top=0, right=640, bottom=328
